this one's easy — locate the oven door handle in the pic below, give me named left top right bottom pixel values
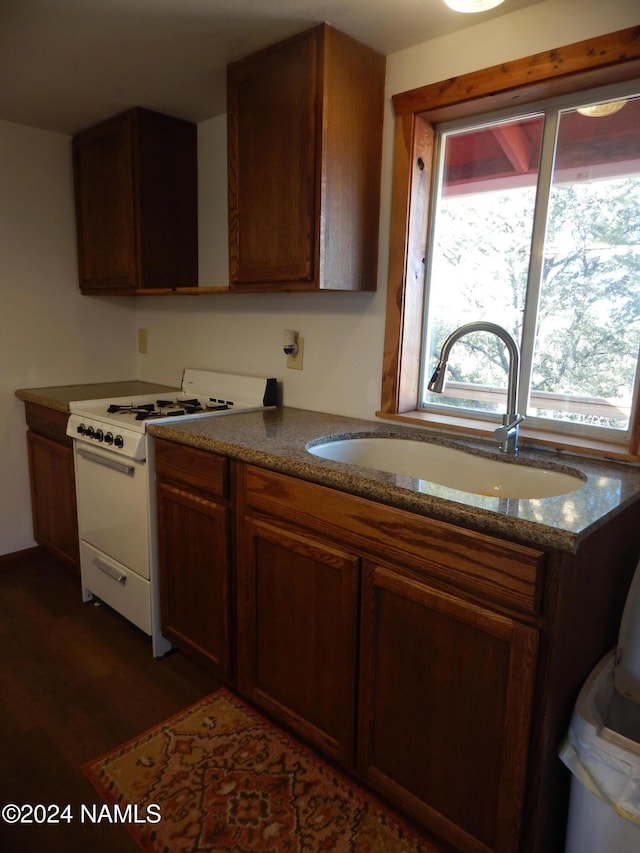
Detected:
left=93, top=557, right=127, bottom=585
left=76, top=446, right=135, bottom=476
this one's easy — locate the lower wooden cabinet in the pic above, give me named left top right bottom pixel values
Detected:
left=238, top=464, right=544, bottom=852
left=25, top=403, right=79, bottom=571
left=153, top=454, right=638, bottom=853
left=236, top=516, right=360, bottom=765
left=358, top=561, right=538, bottom=853
left=155, top=438, right=232, bottom=679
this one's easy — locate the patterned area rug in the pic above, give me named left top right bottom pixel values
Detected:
left=83, top=687, right=439, bottom=852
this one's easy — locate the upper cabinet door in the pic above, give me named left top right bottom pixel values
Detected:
left=228, top=32, right=317, bottom=286
left=73, top=112, right=138, bottom=291
left=227, top=24, right=385, bottom=292
left=73, top=108, right=198, bottom=294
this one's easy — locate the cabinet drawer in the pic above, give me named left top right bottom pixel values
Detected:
left=154, top=438, right=228, bottom=499
left=245, top=466, right=544, bottom=616
left=25, top=402, right=71, bottom=445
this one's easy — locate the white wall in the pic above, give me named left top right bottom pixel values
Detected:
left=0, top=120, right=136, bottom=555
left=136, top=115, right=386, bottom=416
left=3, top=0, right=637, bottom=555
left=385, top=0, right=640, bottom=96
left=135, top=0, right=640, bottom=416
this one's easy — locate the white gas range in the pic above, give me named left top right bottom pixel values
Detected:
left=66, top=369, right=277, bottom=656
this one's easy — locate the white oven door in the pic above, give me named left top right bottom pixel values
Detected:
left=74, top=443, right=150, bottom=578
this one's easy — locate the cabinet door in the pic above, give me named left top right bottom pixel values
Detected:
left=358, top=562, right=538, bottom=853
left=73, top=108, right=197, bottom=293
left=237, top=516, right=360, bottom=766
left=27, top=431, right=79, bottom=571
left=73, top=112, right=138, bottom=291
left=228, top=29, right=318, bottom=287
left=156, top=480, right=231, bottom=679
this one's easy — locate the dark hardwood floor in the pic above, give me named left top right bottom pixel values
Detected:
left=0, top=548, right=221, bottom=852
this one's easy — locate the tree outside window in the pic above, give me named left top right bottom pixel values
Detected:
left=421, top=94, right=640, bottom=441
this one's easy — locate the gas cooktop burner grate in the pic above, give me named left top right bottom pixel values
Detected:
left=106, top=398, right=231, bottom=420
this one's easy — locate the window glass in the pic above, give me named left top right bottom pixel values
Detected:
left=423, top=114, right=544, bottom=416
left=529, top=98, right=640, bottom=431
left=421, top=91, right=640, bottom=440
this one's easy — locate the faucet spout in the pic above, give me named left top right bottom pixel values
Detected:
left=427, top=321, right=524, bottom=453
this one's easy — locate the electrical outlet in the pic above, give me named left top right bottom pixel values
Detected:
left=287, top=337, right=304, bottom=370
left=137, top=328, right=148, bottom=354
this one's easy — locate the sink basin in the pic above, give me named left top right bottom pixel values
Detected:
left=307, top=437, right=585, bottom=499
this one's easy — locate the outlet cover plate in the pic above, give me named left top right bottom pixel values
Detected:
left=287, top=337, right=304, bottom=370
left=137, top=328, right=148, bottom=354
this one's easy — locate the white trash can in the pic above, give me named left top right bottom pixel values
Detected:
left=560, top=651, right=640, bottom=852
left=560, top=561, right=640, bottom=851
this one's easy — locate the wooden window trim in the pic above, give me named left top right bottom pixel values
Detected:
left=378, top=26, right=640, bottom=460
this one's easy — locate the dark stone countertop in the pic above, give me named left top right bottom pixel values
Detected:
left=147, top=407, right=640, bottom=553
left=17, top=383, right=640, bottom=552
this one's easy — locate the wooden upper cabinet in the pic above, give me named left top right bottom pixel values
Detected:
left=72, top=107, right=198, bottom=294
left=227, top=24, right=385, bottom=291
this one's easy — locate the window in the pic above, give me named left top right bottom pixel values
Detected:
left=380, top=26, right=640, bottom=459
left=422, top=92, right=640, bottom=443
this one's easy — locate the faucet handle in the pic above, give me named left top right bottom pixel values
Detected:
left=494, top=414, right=525, bottom=448
left=506, top=413, right=525, bottom=429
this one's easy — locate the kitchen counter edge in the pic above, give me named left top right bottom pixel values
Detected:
left=146, top=407, right=640, bottom=553
left=15, top=381, right=177, bottom=413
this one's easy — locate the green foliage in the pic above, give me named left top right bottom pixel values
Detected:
left=536, top=179, right=640, bottom=400
left=426, top=175, right=640, bottom=428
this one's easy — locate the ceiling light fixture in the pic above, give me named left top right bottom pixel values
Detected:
left=576, top=100, right=627, bottom=118
left=443, top=0, right=506, bottom=12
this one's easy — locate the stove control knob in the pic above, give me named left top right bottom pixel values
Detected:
left=114, top=435, right=124, bottom=449
left=95, top=429, right=104, bottom=442
left=76, top=423, right=86, bottom=435
left=104, top=432, right=114, bottom=445
left=85, top=426, right=95, bottom=438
